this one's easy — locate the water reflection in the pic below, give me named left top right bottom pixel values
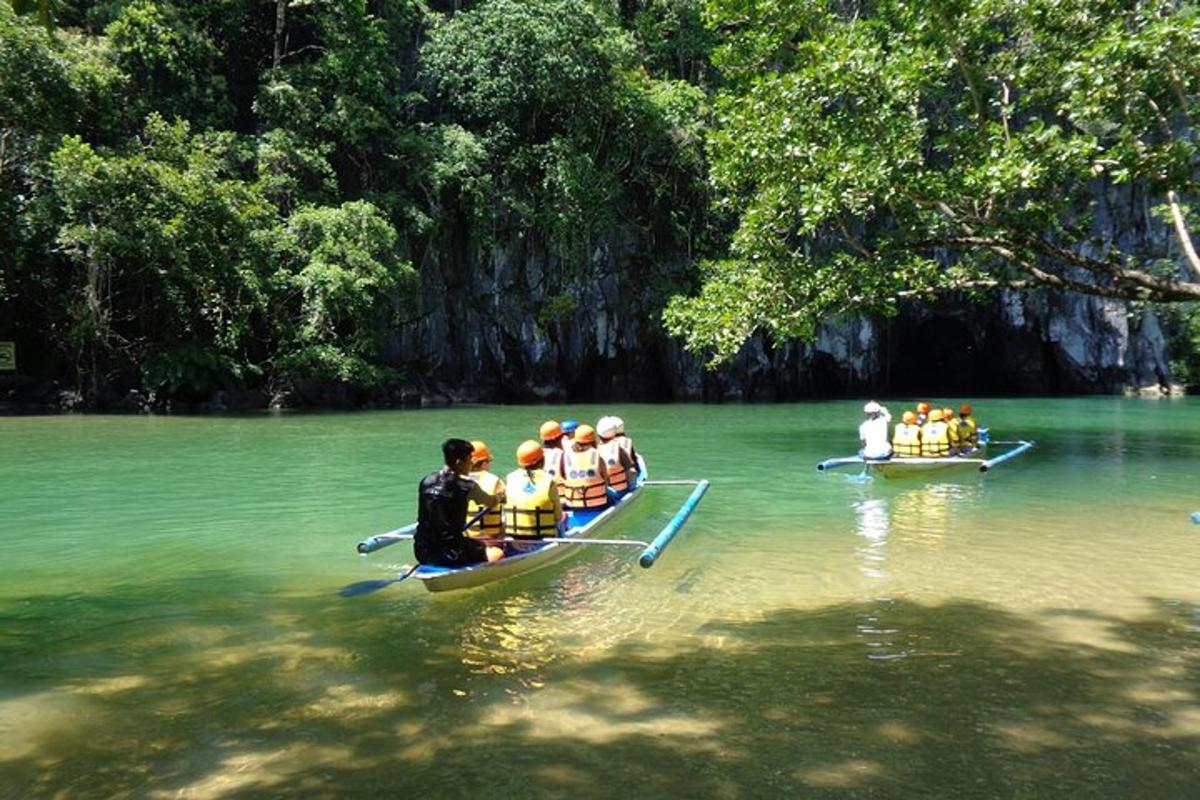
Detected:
left=852, top=481, right=985, bottom=662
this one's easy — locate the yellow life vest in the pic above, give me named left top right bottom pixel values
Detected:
left=562, top=447, right=608, bottom=509
left=957, top=417, right=978, bottom=450
left=892, top=423, right=921, bottom=457
left=920, top=421, right=950, bottom=457
left=598, top=440, right=629, bottom=492
left=946, top=417, right=961, bottom=449
left=502, top=468, right=559, bottom=538
left=466, top=471, right=503, bottom=538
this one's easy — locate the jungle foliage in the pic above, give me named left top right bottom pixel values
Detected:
left=664, top=0, right=1200, bottom=365
left=1, top=0, right=712, bottom=404
left=4, top=0, right=1199, bottom=399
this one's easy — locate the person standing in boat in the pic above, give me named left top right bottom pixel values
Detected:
left=561, top=424, right=612, bottom=510
left=503, top=441, right=566, bottom=549
left=891, top=410, right=922, bottom=457
left=859, top=401, right=893, bottom=460
left=539, top=420, right=567, bottom=482
left=920, top=409, right=951, bottom=457
left=596, top=417, right=636, bottom=496
left=466, top=441, right=506, bottom=541
left=415, top=439, right=504, bottom=567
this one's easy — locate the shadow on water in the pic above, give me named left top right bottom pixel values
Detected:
left=3, top=575, right=1200, bottom=799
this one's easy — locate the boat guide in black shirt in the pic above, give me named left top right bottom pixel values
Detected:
left=415, top=439, right=502, bottom=567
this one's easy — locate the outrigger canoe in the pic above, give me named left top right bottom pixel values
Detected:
left=351, top=458, right=710, bottom=594
left=816, top=440, right=1035, bottom=480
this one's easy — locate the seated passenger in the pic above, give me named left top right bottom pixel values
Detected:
left=596, top=416, right=636, bottom=495
left=503, top=441, right=565, bottom=548
left=610, top=415, right=639, bottom=472
left=859, top=401, right=892, bottom=459
left=561, top=424, right=610, bottom=510
left=956, top=404, right=979, bottom=451
left=943, top=407, right=960, bottom=454
left=414, top=439, right=503, bottom=567
left=892, top=411, right=922, bottom=457
left=561, top=418, right=579, bottom=442
left=915, top=401, right=931, bottom=426
left=466, top=441, right=505, bottom=548
left=538, top=420, right=567, bottom=481
left=920, top=409, right=951, bottom=457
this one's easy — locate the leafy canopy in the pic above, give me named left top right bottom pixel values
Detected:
left=665, top=0, right=1200, bottom=365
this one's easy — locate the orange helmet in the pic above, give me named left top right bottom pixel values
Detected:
left=959, top=404, right=972, bottom=416
left=539, top=420, right=562, bottom=441
left=471, top=440, right=492, bottom=464
left=517, top=440, right=543, bottom=467
left=902, top=410, right=916, bottom=424
left=574, top=424, right=596, bottom=444
left=917, top=402, right=931, bottom=414
left=929, top=409, right=944, bottom=422
left=943, top=408, right=954, bottom=420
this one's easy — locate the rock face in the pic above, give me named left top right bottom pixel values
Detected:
left=390, top=230, right=1176, bottom=402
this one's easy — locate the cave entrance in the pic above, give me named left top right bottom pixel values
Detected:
left=881, top=316, right=997, bottom=396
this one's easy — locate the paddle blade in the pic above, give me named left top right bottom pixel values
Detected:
left=339, top=564, right=419, bottom=597
left=339, top=579, right=398, bottom=597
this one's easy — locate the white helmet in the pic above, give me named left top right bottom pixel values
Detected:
left=863, top=401, right=882, bottom=415
left=597, top=416, right=619, bottom=438
left=611, top=416, right=625, bottom=435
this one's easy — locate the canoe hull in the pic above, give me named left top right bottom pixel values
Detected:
left=868, top=456, right=984, bottom=480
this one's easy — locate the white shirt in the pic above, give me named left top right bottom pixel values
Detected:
left=858, top=412, right=892, bottom=459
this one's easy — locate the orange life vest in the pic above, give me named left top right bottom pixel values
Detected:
left=562, top=447, right=608, bottom=509
left=598, top=440, right=629, bottom=492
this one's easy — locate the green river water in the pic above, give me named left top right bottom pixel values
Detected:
left=2, top=399, right=1200, bottom=799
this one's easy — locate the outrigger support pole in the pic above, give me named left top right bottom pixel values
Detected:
left=356, top=524, right=417, bottom=554
left=639, top=480, right=710, bottom=569
left=816, top=456, right=867, bottom=472
left=979, top=441, right=1035, bottom=472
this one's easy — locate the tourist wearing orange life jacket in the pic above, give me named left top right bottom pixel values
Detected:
left=465, top=441, right=506, bottom=562
left=608, top=415, right=639, bottom=472
left=561, top=424, right=611, bottom=510
left=538, top=420, right=567, bottom=481
left=596, top=416, right=636, bottom=494
left=502, top=441, right=565, bottom=551
left=891, top=410, right=922, bottom=457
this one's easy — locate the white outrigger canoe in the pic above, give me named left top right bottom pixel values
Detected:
left=816, top=440, right=1035, bottom=480
left=349, top=458, right=710, bottom=594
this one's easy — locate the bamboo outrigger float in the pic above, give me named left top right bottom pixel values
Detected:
left=346, top=458, right=710, bottom=595
left=816, top=440, right=1035, bottom=480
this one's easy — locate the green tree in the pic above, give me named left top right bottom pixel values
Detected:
left=665, top=0, right=1200, bottom=365
left=47, top=116, right=274, bottom=398
left=264, top=200, right=415, bottom=386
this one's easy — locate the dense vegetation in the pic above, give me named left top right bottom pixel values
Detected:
left=664, top=0, right=1200, bottom=365
left=1, top=0, right=712, bottom=405
left=2, top=0, right=1198, bottom=404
